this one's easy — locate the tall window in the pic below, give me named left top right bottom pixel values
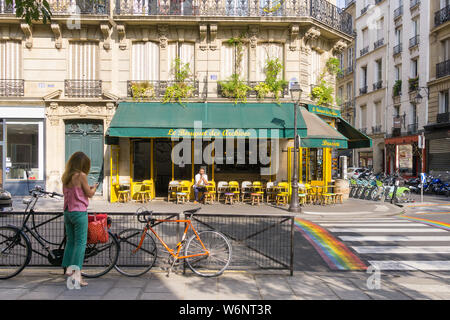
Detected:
left=395, top=65, right=401, bottom=81
left=220, top=41, right=248, bottom=80
left=68, top=41, right=98, bottom=80
left=0, top=40, right=21, bottom=79
left=411, top=59, right=418, bottom=78
left=310, top=49, right=321, bottom=85
left=167, top=42, right=195, bottom=80
left=347, top=47, right=354, bottom=68
left=374, top=101, right=382, bottom=126
left=362, top=28, right=369, bottom=48
left=360, top=105, right=367, bottom=129
left=409, top=103, right=417, bottom=125
left=439, top=90, right=449, bottom=113
left=395, top=27, right=402, bottom=46
left=376, top=17, right=384, bottom=41
left=412, top=18, right=419, bottom=37
left=441, top=39, right=450, bottom=62
left=131, top=41, right=159, bottom=81
left=375, top=59, right=382, bottom=83
left=256, top=42, right=284, bottom=81
left=361, top=66, right=367, bottom=88
left=346, top=82, right=352, bottom=101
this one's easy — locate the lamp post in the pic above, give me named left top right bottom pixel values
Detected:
left=289, top=82, right=303, bottom=213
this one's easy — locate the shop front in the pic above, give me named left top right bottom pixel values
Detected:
left=0, top=106, right=45, bottom=195
left=106, top=102, right=367, bottom=202
left=424, top=123, right=450, bottom=174
left=385, top=135, right=425, bottom=178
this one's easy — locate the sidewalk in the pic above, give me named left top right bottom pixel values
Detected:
left=11, top=197, right=404, bottom=217
left=1, top=268, right=450, bottom=300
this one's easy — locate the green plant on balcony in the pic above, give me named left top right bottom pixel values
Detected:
left=130, top=81, right=155, bottom=102
left=163, top=58, right=195, bottom=106
left=408, top=77, right=419, bottom=92
left=393, top=80, right=402, bottom=97
left=310, top=57, right=342, bottom=106
left=254, top=58, right=288, bottom=104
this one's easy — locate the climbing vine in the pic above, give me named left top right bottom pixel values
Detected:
left=310, top=57, right=342, bottom=106
left=163, top=58, right=195, bottom=106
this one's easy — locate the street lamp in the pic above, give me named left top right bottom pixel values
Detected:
left=414, top=87, right=429, bottom=105
left=289, top=82, right=303, bottom=213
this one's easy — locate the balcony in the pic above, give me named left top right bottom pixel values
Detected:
left=391, top=127, right=401, bottom=137
left=218, top=81, right=288, bottom=99
left=436, top=59, right=450, bottom=79
left=360, top=46, right=369, bottom=57
left=360, top=127, right=367, bottom=134
left=373, top=81, right=383, bottom=91
left=410, top=0, right=420, bottom=9
left=394, top=5, right=403, bottom=19
left=372, top=125, right=382, bottom=134
left=361, top=5, right=369, bottom=16
left=437, top=112, right=450, bottom=124
left=435, top=4, right=450, bottom=27
left=409, top=35, right=419, bottom=48
left=65, top=79, right=102, bottom=98
left=114, top=0, right=354, bottom=36
left=408, top=77, right=419, bottom=92
left=0, top=0, right=110, bottom=15
left=359, top=86, right=368, bottom=95
left=393, top=43, right=402, bottom=55
left=345, top=66, right=354, bottom=75
left=374, top=38, right=384, bottom=50
left=127, top=80, right=200, bottom=99
left=407, top=122, right=418, bottom=135
left=0, top=79, right=24, bottom=96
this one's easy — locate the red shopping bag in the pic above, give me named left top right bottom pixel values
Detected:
left=87, top=213, right=109, bottom=244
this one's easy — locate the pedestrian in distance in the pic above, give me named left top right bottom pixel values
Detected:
left=61, top=151, right=98, bottom=287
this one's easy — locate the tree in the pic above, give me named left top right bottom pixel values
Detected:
left=6, top=0, right=52, bottom=25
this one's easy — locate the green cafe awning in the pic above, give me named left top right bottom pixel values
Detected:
left=336, top=117, right=372, bottom=149
left=299, top=107, right=348, bottom=149
left=107, top=102, right=307, bottom=139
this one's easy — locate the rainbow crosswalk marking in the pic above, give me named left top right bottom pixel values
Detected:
left=294, top=218, right=367, bottom=271
left=400, top=216, right=450, bottom=231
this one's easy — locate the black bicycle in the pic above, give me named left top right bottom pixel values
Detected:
left=0, top=186, right=120, bottom=280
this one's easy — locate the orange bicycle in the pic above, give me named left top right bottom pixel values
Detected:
left=114, top=207, right=232, bottom=277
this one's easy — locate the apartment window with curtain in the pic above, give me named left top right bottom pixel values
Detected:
left=131, top=41, right=159, bottom=81
left=442, top=39, right=450, bottom=62
left=220, top=41, right=248, bottom=80
left=376, top=17, right=384, bottom=41
left=346, top=82, right=352, bottom=101
left=395, top=27, right=402, bottom=46
left=256, top=42, right=284, bottom=81
left=439, top=90, right=449, bottom=113
left=411, top=59, right=418, bottom=78
left=409, top=103, right=417, bottom=125
left=347, top=47, right=354, bottom=69
left=362, top=28, right=369, bottom=49
left=360, top=105, right=367, bottom=130
left=375, top=59, right=382, bottom=83
left=68, top=41, right=98, bottom=80
left=310, top=49, right=321, bottom=85
left=0, top=40, right=21, bottom=80
left=395, top=65, right=401, bottom=81
left=167, top=42, right=195, bottom=81
left=374, top=101, right=382, bottom=126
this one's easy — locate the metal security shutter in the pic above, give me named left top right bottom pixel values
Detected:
left=131, top=41, right=159, bottom=81
left=429, top=138, right=450, bottom=171
left=0, top=40, right=21, bottom=79
left=69, top=41, right=98, bottom=80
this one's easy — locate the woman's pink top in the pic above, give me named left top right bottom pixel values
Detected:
left=63, top=186, right=89, bottom=212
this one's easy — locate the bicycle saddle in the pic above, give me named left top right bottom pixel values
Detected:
left=184, top=207, right=201, bottom=215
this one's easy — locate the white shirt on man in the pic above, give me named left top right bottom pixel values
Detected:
left=195, top=173, right=208, bottom=187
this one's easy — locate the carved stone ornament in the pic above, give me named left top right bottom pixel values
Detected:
left=289, top=24, right=299, bottom=51
left=199, top=24, right=207, bottom=51
left=304, top=27, right=321, bottom=44
left=158, top=25, right=169, bottom=49
left=209, top=24, right=218, bottom=50
left=20, top=23, right=32, bottom=48
left=100, top=23, right=112, bottom=50
left=50, top=23, right=62, bottom=49
left=333, top=40, right=347, bottom=54
left=248, top=25, right=259, bottom=49
left=117, top=24, right=126, bottom=50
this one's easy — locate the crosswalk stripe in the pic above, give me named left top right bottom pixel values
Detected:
left=339, top=235, right=450, bottom=242
left=319, top=223, right=427, bottom=227
left=368, top=260, right=450, bottom=271
left=352, top=246, right=450, bottom=254
left=328, top=228, right=448, bottom=233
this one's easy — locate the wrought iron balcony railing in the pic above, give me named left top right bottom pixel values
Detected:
left=408, top=77, right=419, bottom=92
left=394, top=5, right=403, bottom=19
left=391, top=127, right=401, bottom=137
left=127, top=80, right=200, bottom=98
left=360, top=46, right=369, bottom=57
left=359, top=127, right=367, bottom=134
left=372, top=125, right=382, bottom=134
left=410, top=0, right=420, bottom=9
left=1, top=0, right=110, bottom=15
left=374, top=38, right=384, bottom=50
left=393, top=43, right=402, bottom=55
left=345, top=65, right=354, bottom=75
left=437, top=112, right=450, bottom=124
left=0, top=79, right=24, bottom=96
left=373, top=81, right=383, bottom=91
left=115, top=0, right=354, bottom=36
left=409, top=35, right=419, bottom=48
left=361, top=5, right=369, bottom=15
left=407, top=122, right=418, bottom=135
left=436, top=59, right=450, bottom=79
left=435, top=4, right=450, bottom=27
left=65, top=79, right=102, bottom=98
left=359, top=86, right=368, bottom=95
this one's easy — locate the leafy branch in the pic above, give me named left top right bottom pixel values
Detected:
left=6, top=0, right=52, bottom=25
left=163, top=58, right=195, bottom=106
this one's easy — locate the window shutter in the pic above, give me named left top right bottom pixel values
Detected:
left=69, top=41, right=98, bottom=80
left=0, top=41, right=21, bottom=79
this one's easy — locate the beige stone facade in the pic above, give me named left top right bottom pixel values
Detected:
left=0, top=0, right=353, bottom=197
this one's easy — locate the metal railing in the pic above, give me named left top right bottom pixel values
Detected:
left=359, top=127, right=367, bottom=134
left=435, top=4, right=450, bottom=27
left=361, top=5, right=369, bottom=15
left=409, top=35, right=419, bottom=48
left=0, top=211, right=295, bottom=274
left=373, top=81, right=383, bottom=91
left=408, top=77, right=419, bottom=92
left=394, top=5, right=403, bottom=19
left=360, top=46, right=369, bottom=57
left=359, top=86, right=368, bottom=95
left=374, top=38, right=384, bottom=49
left=64, top=79, right=102, bottom=98
left=127, top=80, right=200, bottom=99
left=372, top=125, right=382, bottom=134
left=345, top=65, right=354, bottom=75
left=1, top=0, right=110, bottom=14
left=0, top=79, right=24, bottom=96
left=393, top=43, right=402, bottom=55
left=407, top=122, right=418, bottom=135
left=437, top=112, right=450, bottom=124
left=114, top=0, right=354, bottom=36
left=410, top=0, right=420, bottom=9
left=436, top=59, right=450, bottom=79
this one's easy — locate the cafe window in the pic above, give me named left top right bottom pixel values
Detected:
left=308, top=148, right=323, bottom=181
left=5, top=121, right=44, bottom=181
left=132, top=139, right=151, bottom=182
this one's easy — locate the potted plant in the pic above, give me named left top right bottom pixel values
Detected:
left=393, top=80, right=402, bottom=97
left=130, top=81, right=155, bottom=101
left=163, top=58, right=195, bottom=106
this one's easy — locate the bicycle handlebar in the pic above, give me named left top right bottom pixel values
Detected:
left=29, top=186, right=63, bottom=198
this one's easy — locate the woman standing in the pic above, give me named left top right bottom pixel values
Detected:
left=61, top=152, right=98, bottom=287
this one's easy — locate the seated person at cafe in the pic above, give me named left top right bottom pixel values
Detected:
left=194, top=168, right=208, bottom=204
